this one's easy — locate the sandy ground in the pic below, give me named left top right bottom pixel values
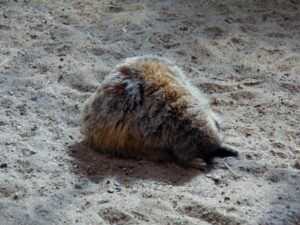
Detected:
left=0, top=0, right=299, bottom=224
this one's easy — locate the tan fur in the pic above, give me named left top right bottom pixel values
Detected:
left=82, top=100, right=172, bottom=161
left=81, top=56, right=238, bottom=169
left=121, top=60, right=188, bottom=111
left=84, top=124, right=170, bottom=161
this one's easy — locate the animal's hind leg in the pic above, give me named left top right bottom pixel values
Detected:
left=214, top=144, right=238, bottom=158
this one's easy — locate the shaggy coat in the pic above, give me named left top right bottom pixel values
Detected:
left=81, top=56, right=237, bottom=169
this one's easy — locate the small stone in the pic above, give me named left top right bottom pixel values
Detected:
left=13, top=194, right=19, bottom=200
left=107, top=188, right=114, bottom=193
left=224, top=197, right=230, bottom=201
left=191, top=55, right=197, bottom=60
left=0, top=163, right=8, bottom=168
left=212, top=176, right=221, bottom=185
left=246, top=154, right=252, bottom=160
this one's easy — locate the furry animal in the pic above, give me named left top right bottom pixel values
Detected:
left=81, top=56, right=238, bottom=169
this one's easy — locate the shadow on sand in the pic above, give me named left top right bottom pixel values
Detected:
left=68, top=142, right=204, bottom=185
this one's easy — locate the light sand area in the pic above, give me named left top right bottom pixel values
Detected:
left=0, top=0, right=299, bottom=224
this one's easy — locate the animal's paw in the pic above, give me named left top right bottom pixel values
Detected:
left=188, top=158, right=207, bottom=170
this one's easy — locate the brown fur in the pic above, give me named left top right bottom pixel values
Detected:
left=81, top=56, right=238, bottom=169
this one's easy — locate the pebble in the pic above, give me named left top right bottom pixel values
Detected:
left=224, top=197, right=230, bottom=201
left=107, top=188, right=114, bottom=193
left=13, top=194, right=19, bottom=200
left=0, top=163, right=8, bottom=168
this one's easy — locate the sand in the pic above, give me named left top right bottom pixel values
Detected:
left=0, top=0, right=299, bottom=224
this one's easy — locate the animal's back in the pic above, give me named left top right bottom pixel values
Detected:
left=121, top=56, right=209, bottom=108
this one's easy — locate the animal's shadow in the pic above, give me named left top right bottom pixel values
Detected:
left=68, top=142, right=204, bottom=185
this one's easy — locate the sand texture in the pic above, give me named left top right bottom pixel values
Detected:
left=0, top=0, right=299, bottom=224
